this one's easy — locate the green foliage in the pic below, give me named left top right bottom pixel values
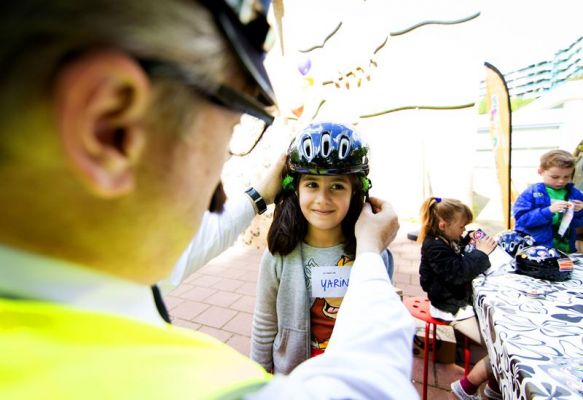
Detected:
left=509, top=97, right=534, bottom=111
left=477, top=97, right=534, bottom=114
left=478, top=98, right=487, bottom=114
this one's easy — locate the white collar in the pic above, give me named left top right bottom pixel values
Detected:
left=0, top=244, right=166, bottom=327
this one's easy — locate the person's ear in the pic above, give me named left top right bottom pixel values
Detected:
left=53, top=49, right=151, bottom=198
left=438, top=219, right=446, bottom=231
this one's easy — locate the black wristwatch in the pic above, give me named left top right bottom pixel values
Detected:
left=245, top=187, right=267, bottom=215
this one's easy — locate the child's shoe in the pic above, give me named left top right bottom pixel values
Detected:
left=483, top=383, right=502, bottom=400
left=450, top=379, right=482, bottom=400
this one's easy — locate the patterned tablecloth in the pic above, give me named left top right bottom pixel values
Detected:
left=472, top=255, right=583, bottom=399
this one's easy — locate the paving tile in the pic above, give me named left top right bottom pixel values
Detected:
left=192, top=306, right=237, bottom=328
left=413, top=381, right=452, bottom=399
left=168, top=283, right=195, bottom=297
left=218, top=268, right=250, bottom=280
left=198, top=263, right=228, bottom=275
left=238, top=270, right=259, bottom=283
left=235, top=281, right=258, bottom=296
left=212, top=277, right=245, bottom=292
left=409, top=274, right=421, bottom=285
left=226, top=334, right=251, bottom=356
left=170, top=300, right=209, bottom=320
left=399, top=261, right=421, bottom=275
left=240, top=260, right=261, bottom=272
left=163, top=295, right=184, bottom=310
left=434, top=362, right=464, bottom=390
left=185, top=273, right=222, bottom=287
left=183, top=271, right=202, bottom=283
left=412, top=356, right=436, bottom=386
left=403, top=284, right=426, bottom=297
left=198, top=260, right=232, bottom=275
left=172, top=318, right=202, bottom=331
left=169, top=234, right=458, bottom=397
left=222, top=312, right=253, bottom=336
left=198, top=325, right=233, bottom=343
left=180, top=286, right=217, bottom=302
left=204, top=290, right=242, bottom=307
left=393, top=272, right=410, bottom=286
left=230, top=295, right=257, bottom=313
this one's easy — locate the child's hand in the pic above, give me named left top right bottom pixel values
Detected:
left=572, top=200, right=583, bottom=212
left=550, top=200, right=571, bottom=213
left=475, top=236, right=496, bottom=255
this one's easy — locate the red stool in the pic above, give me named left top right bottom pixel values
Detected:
left=404, top=296, right=471, bottom=400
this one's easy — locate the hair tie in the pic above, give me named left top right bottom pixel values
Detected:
left=434, top=197, right=442, bottom=203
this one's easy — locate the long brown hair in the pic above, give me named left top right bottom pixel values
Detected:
left=417, top=197, right=473, bottom=243
left=267, top=166, right=366, bottom=257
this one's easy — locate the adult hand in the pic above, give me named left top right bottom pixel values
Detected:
left=476, top=236, right=497, bottom=255
left=550, top=200, right=571, bottom=213
left=355, top=197, right=399, bottom=256
left=256, top=153, right=286, bottom=205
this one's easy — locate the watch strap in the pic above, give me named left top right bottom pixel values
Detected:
left=245, top=187, right=267, bottom=215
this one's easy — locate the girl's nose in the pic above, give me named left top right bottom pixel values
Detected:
left=315, top=188, right=330, bottom=202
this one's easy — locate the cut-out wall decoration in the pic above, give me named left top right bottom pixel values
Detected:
left=263, top=0, right=482, bottom=216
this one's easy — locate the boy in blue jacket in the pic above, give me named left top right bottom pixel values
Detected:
left=513, top=149, right=583, bottom=253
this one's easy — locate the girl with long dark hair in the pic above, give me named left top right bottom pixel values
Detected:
left=251, top=122, right=394, bottom=374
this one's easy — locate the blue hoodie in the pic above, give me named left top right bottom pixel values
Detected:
left=513, top=182, right=583, bottom=251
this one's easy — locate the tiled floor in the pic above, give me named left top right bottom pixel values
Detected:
left=164, top=221, right=470, bottom=399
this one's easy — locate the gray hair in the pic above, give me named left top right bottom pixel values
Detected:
left=0, top=0, right=234, bottom=127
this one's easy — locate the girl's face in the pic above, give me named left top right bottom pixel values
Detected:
left=440, top=212, right=467, bottom=241
left=298, top=174, right=353, bottom=240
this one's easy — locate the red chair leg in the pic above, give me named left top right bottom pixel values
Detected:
left=464, top=335, right=471, bottom=376
left=431, top=323, right=437, bottom=364
left=422, top=321, right=430, bottom=400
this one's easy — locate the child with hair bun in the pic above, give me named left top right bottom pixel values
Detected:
left=418, top=197, right=500, bottom=400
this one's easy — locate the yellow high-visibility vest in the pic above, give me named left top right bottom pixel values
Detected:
left=0, top=298, right=270, bottom=399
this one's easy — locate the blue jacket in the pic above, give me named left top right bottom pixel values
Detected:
left=513, top=182, right=583, bottom=251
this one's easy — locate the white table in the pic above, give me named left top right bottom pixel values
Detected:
left=472, top=255, right=583, bottom=399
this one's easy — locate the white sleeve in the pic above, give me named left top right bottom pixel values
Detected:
left=248, top=252, right=418, bottom=400
left=158, top=194, right=255, bottom=294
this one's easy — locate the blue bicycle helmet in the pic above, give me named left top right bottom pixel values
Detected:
left=497, top=230, right=536, bottom=257
left=515, top=245, right=573, bottom=282
left=287, top=122, right=369, bottom=176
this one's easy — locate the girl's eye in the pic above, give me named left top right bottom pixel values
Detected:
left=331, top=184, right=346, bottom=191
left=305, top=182, right=318, bottom=188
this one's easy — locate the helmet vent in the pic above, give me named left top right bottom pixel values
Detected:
left=338, top=136, right=350, bottom=159
left=321, top=132, right=331, bottom=157
left=302, top=137, right=313, bottom=159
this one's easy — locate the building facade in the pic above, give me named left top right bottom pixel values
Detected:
left=481, top=35, right=583, bottom=100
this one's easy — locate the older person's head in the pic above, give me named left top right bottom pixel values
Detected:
left=0, top=0, right=274, bottom=283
